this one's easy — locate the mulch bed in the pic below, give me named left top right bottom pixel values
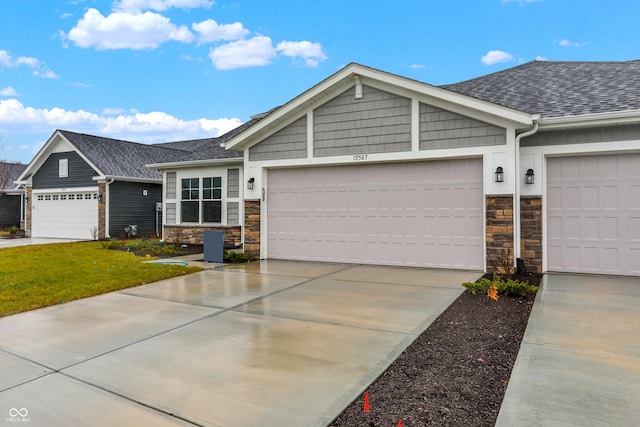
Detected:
left=330, top=273, right=540, bottom=427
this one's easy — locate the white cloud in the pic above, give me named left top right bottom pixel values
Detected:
left=276, top=41, right=327, bottom=67
left=557, top=39, right=587, bottom=47
left=209, top=36, right=277, bottom=70
left=0, top=98, right=241, bottom=143
left=0, top=50, right=40, bottom=68
left=61, top=12, right=73, bottom=18
left=69, top=82, right=92, bottom=88
left=410, top=64, right=426, bottom=69
left=32, top=68, right=59, bottom=79
left=114, top=0, right=214, bottom=13
left=192, top=19, right=249, bottom=44
left=65, top=8, right=195, bottom=50
left=0, top=87, right=19, bottom=96
left=481, top=50, right=514, bottom=65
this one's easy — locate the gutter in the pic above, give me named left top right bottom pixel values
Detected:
left=514, top=115, right=540, bottom=262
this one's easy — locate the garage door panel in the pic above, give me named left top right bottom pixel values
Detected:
left=547, top=153, right=640, bottom=276
left=32, top=191, right=98, bottom=240
left=267, top=159, right=483, bottom=269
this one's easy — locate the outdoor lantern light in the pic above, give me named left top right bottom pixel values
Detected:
left=495, top=166, right=504, bottom=183
left=247, top=177, right=255, bottom=190
left=525, top=168, right=535, bottom=184
left=98, top=193, right=103, bottom=201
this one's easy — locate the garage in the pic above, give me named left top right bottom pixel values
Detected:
left=547, top=154, right=640, bottom=276
left=267, top=158, right=484, bottom=269
left=32, top=190, right=99, bottom=240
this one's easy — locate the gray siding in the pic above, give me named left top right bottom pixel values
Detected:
left=313, top=85, right=411, bottom=157
left=419, top=103, right=506, bottom=149
left=109, top=181, right=162, bottom=237
left=166, top=172, right=176, bottom=199
left=249, top=116, right=307, bottom=161
left=33, top=151, right=98, bottom=189
left=0, top=194, right=20, bottom=227
left=227, top=201, right=239, bottom=226
left=227, top=168, right=240, bottom=198
left=166, top=203, right=176, bottom=225
left=522, top=124, right=640, bottom=147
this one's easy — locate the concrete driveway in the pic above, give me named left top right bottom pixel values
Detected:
left=0, top=260, right=480, bottom=426
left=0, top=237, right=81, bottom=248
left=497, top=273, right=640, bottom=427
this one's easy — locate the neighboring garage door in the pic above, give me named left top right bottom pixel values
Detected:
left=32, top=191, right=99, bottom=240
left=547, top=154, right=640, bottom=276
left=267, top=159, right=484, bottom=269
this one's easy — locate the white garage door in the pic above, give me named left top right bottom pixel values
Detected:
left=547, top=154, right=640, bottom=276
left=32, top=191, right=99, bottom=240
left=267, top=159, right=484, bottom=269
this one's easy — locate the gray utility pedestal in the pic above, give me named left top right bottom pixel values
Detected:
left=203, top=230, right=224, bottom=263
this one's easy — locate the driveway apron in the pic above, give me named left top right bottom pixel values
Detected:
left=496, top=273, right=640, bottom=427
left=0, top=260, right=481, bottom=427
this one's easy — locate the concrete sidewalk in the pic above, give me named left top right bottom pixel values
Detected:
left=496, top=273, right=640, bottom=427
left=0, top=261, right=480, bottom=426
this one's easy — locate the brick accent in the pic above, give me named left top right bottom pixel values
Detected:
left=164, top=225, right=241, bottom=248
left=25, top=186, right=32, bottom=237
left=486, top=196, right=514, bottom=274
left=243, top=200, right=261, bottom=260
left=520, top=197, right=543, bottom=273
left=98, top=182, right=107, bottom=240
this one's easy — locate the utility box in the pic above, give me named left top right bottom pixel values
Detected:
left=203, top=230, right=224, bottom=263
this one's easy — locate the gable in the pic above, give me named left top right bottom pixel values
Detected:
left=249, top=116, right=307, bottom=161
left=33, top=151, right=98, bottom=189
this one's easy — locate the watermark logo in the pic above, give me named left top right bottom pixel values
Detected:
left=6, top=408, right=30, bottom=423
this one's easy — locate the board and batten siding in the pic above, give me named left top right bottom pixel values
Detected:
left=522, top=123, right=640, bottom=147
left=108, top=181, right=162, bottom=237
left=248, top=116, right=307, bottom=161
left=33, top=152, right=98, bottom=189
left=419, top=104, right=506, bottom=149
left=313, top=85, right=411, bottom=157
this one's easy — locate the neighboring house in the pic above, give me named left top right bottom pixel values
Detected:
left=0, top=162, right=26, bottom=227
left=207, top=60, right=639, bottom=277
left=16, top=130, right=199, bottom=240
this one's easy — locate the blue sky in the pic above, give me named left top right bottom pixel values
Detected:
left=1, top=0, right=638, bottom=164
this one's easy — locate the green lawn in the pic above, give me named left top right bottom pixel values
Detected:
left=0, top=241, right=202, bottom=316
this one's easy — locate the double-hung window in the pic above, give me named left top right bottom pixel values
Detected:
left=181, top=178, right=199, bottom=222
left=202, top=177, right=222, bottom=223
left=180, top=177, right=223, bottom=223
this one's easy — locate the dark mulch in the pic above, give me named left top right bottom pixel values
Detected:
left=330, top=273, right=540, bottom=427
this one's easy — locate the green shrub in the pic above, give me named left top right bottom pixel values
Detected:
left=100, top=240, right=124, bottom=250
left=8, top=226, right=18, bottom=235
left=462, top=273, right=538, bottom=296
left=224, top=250, right=251, bottom=263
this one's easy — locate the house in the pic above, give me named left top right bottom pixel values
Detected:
left=194, top=60, right=638, bottom=277
left=16, top=130, right=211, bottom=240
left=0, top=162, right=26, bottom=228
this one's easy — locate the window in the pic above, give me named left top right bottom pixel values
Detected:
left=202, top=177, right=222, bottom=223
left=181, top=178, right=199, bottom=222
left=59, top=159, right=68, bottom=178
left=180, top=176, right=223, bottom=223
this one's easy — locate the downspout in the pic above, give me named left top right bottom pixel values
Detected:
left=514, top=115, right=540, bottom=263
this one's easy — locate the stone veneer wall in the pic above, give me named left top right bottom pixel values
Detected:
left=164, top=225, right=241, bottom=247
left=485, top=196, right=514, bottom=273
left=98, top=182, right=106, bottom=240
left=243, top=200, right=261, bottom=260
left=25, top=187, right=32, bottom=237
left=520, top=197, right=542, bottom=273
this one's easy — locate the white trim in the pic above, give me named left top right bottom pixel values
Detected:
left=539, top=109, right=640, bottom=130
left=147, top=157, right=243, bottom=169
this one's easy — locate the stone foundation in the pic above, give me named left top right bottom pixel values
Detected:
left=485, top=195, right=514, bottom=274
left=520, top=196, right=543, bottom=273
left=243, top=200, right=261, bottom=260
left=164, top=225, right=242, bottom=248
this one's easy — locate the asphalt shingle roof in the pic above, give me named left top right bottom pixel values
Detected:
left=2, top=162, right=26, bottom=191
left=442, top=60, right=640, bottom=118
left=59, top=130, right=190, bottom=180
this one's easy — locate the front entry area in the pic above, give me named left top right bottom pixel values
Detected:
left=266, top=158, right=484, bottom=269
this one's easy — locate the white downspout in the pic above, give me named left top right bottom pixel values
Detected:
left=514, top=115, right=540, bottom=262
left=105, top=178, right=114, bottom=238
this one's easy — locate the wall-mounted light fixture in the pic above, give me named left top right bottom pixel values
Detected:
left=525, top=168, right=535, bottom=185
left=247, top=177, right=255, bottom=190
left=495, top=167, right=504, bottom=183
left=98, top=193, right=103, bottom=202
